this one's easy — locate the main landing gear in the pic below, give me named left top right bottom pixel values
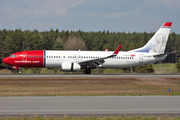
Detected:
left=18, top=67, right=21, bottom=74
left=19, top=69, right=21, bottom=74
left=84, top=69, right=91, bottom=74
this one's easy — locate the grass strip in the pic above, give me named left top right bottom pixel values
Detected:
left=0, top=77, right=180, bottom=96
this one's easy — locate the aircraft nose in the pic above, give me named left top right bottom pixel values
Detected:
left=2, top=57, right=10, bottom=64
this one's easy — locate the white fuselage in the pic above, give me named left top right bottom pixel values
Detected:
left=45, top=50, right=165, bottom=69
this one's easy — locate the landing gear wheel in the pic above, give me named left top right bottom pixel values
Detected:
left=19, top=70, right=21, bottom=74
left=84, top=69, right=91, bottom=74
left=19, top=67, right=21, bottom=74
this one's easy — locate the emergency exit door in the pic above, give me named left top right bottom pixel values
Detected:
left=22, top=52, right=27, bottom=61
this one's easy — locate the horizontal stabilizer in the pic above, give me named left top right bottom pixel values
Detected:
left=153, top=51, right=176, bottom=57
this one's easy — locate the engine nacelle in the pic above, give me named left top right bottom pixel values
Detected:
left=60, top=62, right=81, bottom=71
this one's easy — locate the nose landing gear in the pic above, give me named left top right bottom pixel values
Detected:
left=84, top=69, right=91, bottom=74
left=19, top=68, right=21, bottom=74
left=19, top=70, right=21, bottom=74
left=12, top=66, right=21, bottom=74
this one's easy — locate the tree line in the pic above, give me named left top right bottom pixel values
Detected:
left=0, top=28, right=180, bottom=70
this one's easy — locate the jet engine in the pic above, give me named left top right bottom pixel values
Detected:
left=60, top=62, right=81, bottom=71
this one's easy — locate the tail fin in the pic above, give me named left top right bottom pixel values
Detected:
left=129, top=22, right=172, bottom=53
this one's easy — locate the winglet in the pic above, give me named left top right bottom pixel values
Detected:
left=113, top=44, right=122, bottom=55
left=105, top=49, right=109, bottom=51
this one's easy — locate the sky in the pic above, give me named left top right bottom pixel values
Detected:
left=0, top=0, right=180, bottom=33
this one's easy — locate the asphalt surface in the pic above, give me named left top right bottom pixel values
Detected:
left=1, top=74, right=180, bottom=78
left=0, top=96, right=180, bottom=117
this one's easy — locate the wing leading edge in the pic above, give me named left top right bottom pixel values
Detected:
left=78, top=44, right=122, bottom=68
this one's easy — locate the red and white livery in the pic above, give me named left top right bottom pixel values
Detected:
left=3, top=22, right=174, bottom=74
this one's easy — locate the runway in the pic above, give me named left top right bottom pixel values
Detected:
left=0, top=96, right=180, bottom=117
left=1, top=74, right=180, bottom=78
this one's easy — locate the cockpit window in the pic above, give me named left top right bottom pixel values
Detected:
left=10, top=55, right=16, bottom=57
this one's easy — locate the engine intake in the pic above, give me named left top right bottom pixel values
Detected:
left=60, top=62, right=81, bottom=71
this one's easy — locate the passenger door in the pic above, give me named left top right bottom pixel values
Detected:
left=22, top=52, right=27, bottom=61
left=139, top=54, right=143, bottom=63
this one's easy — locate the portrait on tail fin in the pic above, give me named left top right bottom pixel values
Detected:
left=149, top=34, right=166, bottom=53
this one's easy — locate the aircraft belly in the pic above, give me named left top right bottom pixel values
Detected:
left=103, top=57, right=158, bottom=69
left=103, top=60, right=137, bottom=68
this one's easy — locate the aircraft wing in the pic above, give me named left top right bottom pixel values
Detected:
left=153, top=51, right=177, bottom=57
left=78, top=45, right=122, bottom=68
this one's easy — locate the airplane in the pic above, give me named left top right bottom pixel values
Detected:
left=2, top=22, right=174, bottom=74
